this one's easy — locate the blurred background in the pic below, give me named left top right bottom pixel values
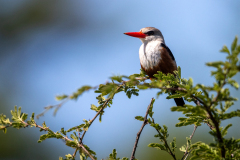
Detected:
left=0, top=0, right=239, bottom=159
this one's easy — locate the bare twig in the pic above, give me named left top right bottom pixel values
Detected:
left=72, top=149, right=78, bottom=158
left=190, top=125, right=197, bottom=140
left=130, top=98, right=154, bottom=160
left=184, top=149, right=192, bottom=160
left=36, top=98, right=69, bottom=119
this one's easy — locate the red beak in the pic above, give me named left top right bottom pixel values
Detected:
left=124, top=31, right=146, bottom=38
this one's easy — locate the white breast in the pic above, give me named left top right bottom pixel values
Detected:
left=139, top=40, right=162, bottom=70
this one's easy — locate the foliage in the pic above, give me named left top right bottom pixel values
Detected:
left=108, top=149, right=129, bottom=160
left=0, top=37, right=240, bottom=159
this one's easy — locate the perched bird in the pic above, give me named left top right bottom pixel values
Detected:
left=124, top=27, right=185, bottom=106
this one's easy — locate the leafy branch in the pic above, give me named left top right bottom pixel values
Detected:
left=0, top=106, right=97, bottom=160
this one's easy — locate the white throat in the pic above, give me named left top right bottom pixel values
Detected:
left=139, top=39, right=164, bottom=70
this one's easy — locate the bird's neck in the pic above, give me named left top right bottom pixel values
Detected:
left=140, top=37, right=165, bottom=44
left=141, top=38, right=165, bottom=55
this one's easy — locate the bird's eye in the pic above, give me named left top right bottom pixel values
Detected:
left=146, top=31, right=154, bottom=36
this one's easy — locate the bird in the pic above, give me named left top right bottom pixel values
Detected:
left=124, top=27, right=185, bottom=106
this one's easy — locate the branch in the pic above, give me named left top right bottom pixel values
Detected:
left=72, top=98, right=110, bottom=158
left=181, top=125, right=198, bottom=160
left=72, top=148, right=78, bottom=158
left=190, top=125, right=197, bottom=140
left=0, top=122, right=12, bottom=130
left=191, top=90, right=225, bottom=157
left=72, top=129, right=82, bottom=158
left=184, top=149, right=192, bottom=160
left=192, top=97, right=215, bottom=130
left=36, top=77, right=147, bottom=118
left=72, top=85, right=124, bottom=158
left=17, top=118, right=96, bottom=160
left=204, top=101, right=225, bottom=158
left=36, top=98, right=69, bottom=119
left=203, top=73, right=228, bottom=158
left=79, top=98, right=111, bottom=143
left=79, top=84, right=123, bottom=143
left=151, top=119, right=176, bottom=160
left=19, top=119, right=49, bottom=131
left=130, top=98, right=154, bottom=160
left=79, top=143, right=96, bottom=160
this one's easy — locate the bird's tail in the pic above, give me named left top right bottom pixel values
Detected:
left=172, top=89, right=185, bottom=106
left=174, top=97, right=185, bottom=106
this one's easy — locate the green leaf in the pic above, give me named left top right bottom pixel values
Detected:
left=95, top=83, right=117, bottom=96
left=222, top=124, right=232, bottom=137
left=137, top=84, right=149, bottom=90
left=170, top=137, right=177, bottom=153
left=1, top=127, right=7, bottom=134
left=148, top=143, right=166, bottom=151
left=148, top=99, right=155, bottom=118
left=206, top=61, right=224, bottom=68
left=179, top=145, right=186, bottom=152
left=135, top=116, right=144, bottom=121
left=17, top=107, right=21, bottom=117
left=21, top=113, right=28, bottom=121
left=64, top=154, right=74, bottom=160
left=60, top=128, right=67, bottom=136
left=67, top=123, right=84, bottom=132
left=70, top=85, right=92, bottom=100
left=150, top=123, right=161, bottom=131
left=109, top=149, right=117, bottom=159
left=231, top=36, right=238, bottom=52
left=178, top=66, right=181, bottom=78
left=110, top=75, right=123, bottom=82
left=167, top=93, right=186, bottom=99
left=219, top=109, right=240, bottom=120
left=55, top=94, right=68, bottom=101
left=70, top=132, right=79, bottom=142
left=220, top=45, right=230, bottom=54
left=227, top=78, right=239, bottom=89
left=83, top=119, right=90, bottom=131
left=90, top=104, right=98, bottom=111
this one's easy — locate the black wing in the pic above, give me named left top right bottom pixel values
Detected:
left=161, top=43, right=175, bottom=61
